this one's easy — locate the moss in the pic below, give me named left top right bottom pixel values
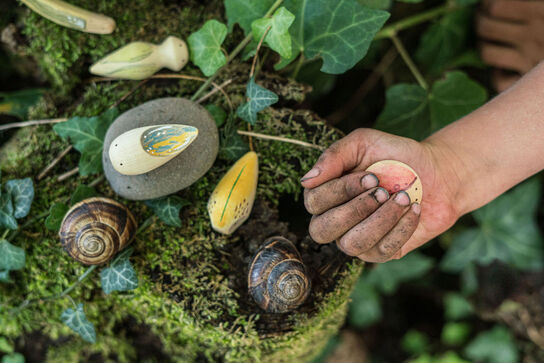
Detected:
left=1, top=1, right=362, bottom=361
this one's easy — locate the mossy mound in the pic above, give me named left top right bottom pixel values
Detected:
left=0, top=1, right=363, bottom=361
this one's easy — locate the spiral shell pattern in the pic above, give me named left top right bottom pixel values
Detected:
left=59, top=197, right=137, bottom=265
left=248, top=236, right=311, bottom=313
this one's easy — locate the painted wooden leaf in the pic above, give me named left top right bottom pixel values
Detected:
left=109, top=124, right=198, bottom=176
left=208, top=151, right=258, bottom=234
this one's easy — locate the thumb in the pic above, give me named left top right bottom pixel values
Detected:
left=301, top=129, right=367, bottom=189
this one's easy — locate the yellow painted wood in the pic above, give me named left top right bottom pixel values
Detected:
left=20, top=0, right=115, bottom=34
left=109, top=124, right=198, bottom=176
left=208, top=152, right=259, bottom=235
left=89, top=36, right=189, bottom=80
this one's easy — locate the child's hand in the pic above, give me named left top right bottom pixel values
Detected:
left=301, top=129, right=461, bottom=262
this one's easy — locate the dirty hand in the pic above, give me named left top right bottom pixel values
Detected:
left=300, top=129, right=461, bottom=263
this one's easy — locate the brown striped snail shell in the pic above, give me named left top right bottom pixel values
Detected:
left=59, top=197, right=137, bottom=265
left=248, top=236, right=311, bottom=313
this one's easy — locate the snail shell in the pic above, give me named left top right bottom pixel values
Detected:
left=248, top=236, right=311, bottom=313
left=208, top=151, right=258, bottom=235
left=89, top=36, right=189, bottom=80
left=109, top=124, right=198, bottom=175
left=59, top=197, right=137, bottom=265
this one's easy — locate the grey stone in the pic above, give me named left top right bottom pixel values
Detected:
left=103, top=98, right=219, bottom=200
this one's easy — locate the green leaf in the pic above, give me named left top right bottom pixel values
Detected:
left=70, top=185, right=96, bottom=206
left=415, top=9, right=471, bottom=75
left=358, top=0, right=392, bottom=9
left=188, top=20, right=228, bottom=77
left=436, top=351, right=471, bottom=363
left=366, top=251, right=434, bottom=294
left=441, top=178, right=544, bottom=272
left=444, top=292, right=474, bottom=321
left=219, top=122, right=249, bottom=161
left=0, top=88, right=44, bottom=119
left=0, top=239, right=25, bottom=271
left=282, top=0, right=390, bottom=74
left=0, top=337, right=14, bottom=353
left=1, top=353, right=25, bottom=363
left=4, top=178, right=34, bottom=219
left=61, top=303, right=96, bottom=343
left=100, top=248, right=138, bottom=294
left=53, top=108, right=119, bottom=176
left=441, top=322, right=471, bottom=346
left=205, top=104, right=227, bottom=127
left=251, top=7, right=295, bottom=59
left=45, top=203, right=69, bottom=231
left=236, top=77, right=278, bottom=125
left=0, top=270, right=13, bottom=283
left=145, top=196, right=189, bottom=227
left=225, top=0, right=275, bottom=33
left=401, top=330, right=429, bottom=355
left=0, top=194, right=17, bottom=230
left=375, top=71, right=488, bottom=140
left=347, top=278, right=382, bottom=328
left=465, top=325, right=519, bottom=363
left=460, top=263, right=478, bottom=296
left=397, top=0, right=424, bottom=2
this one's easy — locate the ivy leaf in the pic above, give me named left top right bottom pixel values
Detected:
left=53, top=108, right=119, bottom=176
left=4, top=178, right=34, bottom=219
left=442, top=322, right=471, bottom=346
left=415, top=9, right=471, bottom=75
left=464, top=325, right=519, bottom=363
left=205, top=104, right=227, bottom=127
left=0, top=337, right=14, bottom=353
left=1, top=353, right=25, bottom=363
left=444, top=292, right=474, bottom=321
left=45, top=203, right=69, bottom=231
left=188, top=20, right=228, bottom=76
left=366, top=251, right=434, bottom=294
left=225, top=0, right=275, bottom=33
left=0, top=194, right=17, bottom=230
left=236, top=77, right=278, bottom=125
left=0, top=270, right=13, bottom=283
left=251, top=7, right=295, bottom=59
left=281, top=0, right=390, bottom=74
left=145, top=195, right=189, bottom=227
left=219, top=121, right=249, bottom=161
left=358, top=0, right=392, bottom=9
left=347, top=278, right=382, bottom=328
left=70, top=185, right=97, bottom=206
left=0, top=88, right=44, bottom=119
left=375, top=71, right=488, bottom=140
left=0, top=239, right=25, bottom=271
left=441, top=178, right=544, bottom=272
left=402, top=330, right=430, bottom=355
left=61, top=303, right=96, bottom=343
left=100, top=248, right=138, bottom=294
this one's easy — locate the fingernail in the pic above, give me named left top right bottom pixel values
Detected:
left=394, top=191, right=411, bottom=206
left=301, top=168, right=320, bottom=182
left=361, top=173, right=379, bottom=189
left=374, top=187, right=389, bottom=203
left=412, top=202, right=421, bottom=215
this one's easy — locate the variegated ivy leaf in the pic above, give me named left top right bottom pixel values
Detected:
left=100, top=248, right=138, bottom=294
left=61, top=303, right=96, bottom=343
left=5, top=178, right=34, bottom=219
left=0, top=239, right=25, bottom=271
left=188, top=20, right=228, bottom=76
left=236, top=77, right=278, bottom=125
left=251, top=7, right=295, bottom=59
left=145, top=195, right=189, bottom=227
left=53, top=108, right=119, bottom=176
left=0, top=194, right=17, bottom=230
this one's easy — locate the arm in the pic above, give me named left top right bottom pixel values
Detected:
left=301, top=62, right=544, bottom=262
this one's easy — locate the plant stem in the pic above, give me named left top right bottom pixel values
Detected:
left=2, top=229, right=9, bottom=239
left=13, top=265, right=98, bottom=313
left=390, top=34, right=428, bottom=90
left=237, top=130, right=325, bottom=150
left=291, top=54, right=305, bottom=79
left=250, top=25, right=272, bottom=78
left=375, top=4, right=454, bottom=39
left=190, top=0, right=285, bottom=101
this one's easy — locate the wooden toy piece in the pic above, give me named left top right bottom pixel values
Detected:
left=365, top=160, right=423, bottom=204
left=208, top=151, right=259, bottom=235
left=89, top=36, right=189, bottom=80
left=109, top=124, right=198, bottom=176
left=20, top=0, right=115, bottom=34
